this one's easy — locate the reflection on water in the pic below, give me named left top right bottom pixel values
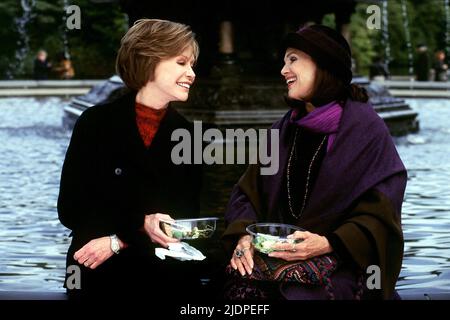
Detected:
left=0, top=97, right=449, bottom=295
left=394, top=99, right=450, bottom=295
left=0, top=97, right=70, bottom=291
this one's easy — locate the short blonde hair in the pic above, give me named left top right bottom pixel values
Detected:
left=116, top=19, right=199, bottom=91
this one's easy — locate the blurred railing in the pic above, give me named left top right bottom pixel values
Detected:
left=373, top=79, right=450, bottom=98
left=0, top=80, right=103, bottom=97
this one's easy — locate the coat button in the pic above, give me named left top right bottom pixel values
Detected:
left=114, top=168, right=122, bottom=175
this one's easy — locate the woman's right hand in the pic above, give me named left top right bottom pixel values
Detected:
left=230, top=234, right=254, bottom=276
left=74, top=236, right=127, bottom=269
left=143, top=213, right=180, bottom=248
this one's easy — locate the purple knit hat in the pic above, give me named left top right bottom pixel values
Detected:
left=282, top=25, right=353, bottom=85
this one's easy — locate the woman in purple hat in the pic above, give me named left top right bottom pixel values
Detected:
left=58, top=19, right=206, bottom=298
left=222, top=24, right=407, bottom=300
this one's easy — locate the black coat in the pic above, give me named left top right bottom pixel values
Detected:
left=58, top=91, right=204, bottom=295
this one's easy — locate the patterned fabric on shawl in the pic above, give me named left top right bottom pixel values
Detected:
left=227, top=253, right=338, bottom=285
left=225, top=253, right=342, bottom=299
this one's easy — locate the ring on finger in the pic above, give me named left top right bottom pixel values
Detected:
left=235, top=249, right=244, bottom=258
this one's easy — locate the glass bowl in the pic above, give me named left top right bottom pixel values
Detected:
left=161, top=217, right=219, bottom=240
left=246, top=223, right=305, bottom=254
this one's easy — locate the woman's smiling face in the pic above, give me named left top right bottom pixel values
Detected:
left=281, top=48, right=317, bottom=102
left=151, top=46, right=196, bottom=103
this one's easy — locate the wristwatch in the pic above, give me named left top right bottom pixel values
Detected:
left=110, top=234, right=120, bottom=254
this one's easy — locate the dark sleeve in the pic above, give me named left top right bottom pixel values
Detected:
left=326, top=189, right=385, bottom=268
left=221, top=184, right=258, bottom=254
left=188, top=163, right=203, bottom=217
left=176, top=119, right=204, bottom=218
left=57, top=109, right=105, bottom=236
left=326, top=233, right=353, bottom=263
left=327, top=186, right=403, bottom=278
left=114, top=212, right=146, bottom=247
left=58, top=109, right=148, bottom=247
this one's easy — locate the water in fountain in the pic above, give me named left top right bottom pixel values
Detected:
left=401, top=0, right=414, bottom=86
left=6, top=0, right=36, bottom=79
left=445, top=0, right=450, bottom=71
left=381, top=0, right=391, bottom=76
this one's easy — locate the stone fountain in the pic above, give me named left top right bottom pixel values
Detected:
left=64, top=0, right=419, bottom=136
left=59, top=1, right=421, bottom=299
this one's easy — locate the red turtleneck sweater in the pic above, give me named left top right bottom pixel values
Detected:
left=135, top=102, right=167, bottom=147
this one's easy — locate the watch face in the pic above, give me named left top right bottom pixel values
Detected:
left=111, top=236, right=120, bottom=253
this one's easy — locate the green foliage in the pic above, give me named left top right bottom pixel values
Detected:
left=0, top=0, right=22, bottom=78
left=1, top=0, right=448, bottom=79
left=1, top=0, right=127, bottom=79
left=65, top=0, right=127, bottom=78
left=350, top=0, right=447, bottom=76
left=322, top=13, right=336, bottom=29
left=350, top=4, right=378, bottom=75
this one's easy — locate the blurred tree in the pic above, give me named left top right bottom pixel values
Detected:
left=66, top=0, right=128, bottom=78
left=360, top=0, right=446, bottom=76
left=1, top=0, right=127, bottom=79
left=350, top=3, right=377, bottom=76
left=0, top=1, right=23, bottom=78
left=0, top=0, right=448, bottom=79
left=409, top=0, right=446, bottom=52
left=27, top=0, right=63, bottom=77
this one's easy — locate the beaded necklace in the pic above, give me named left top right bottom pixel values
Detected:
left=286, top=128, right=327, bottom=219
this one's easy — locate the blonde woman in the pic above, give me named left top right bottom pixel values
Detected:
left=58, top=19, right=204, bottom=298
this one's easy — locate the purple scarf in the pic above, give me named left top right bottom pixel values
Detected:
left=289, top=101, right=343, bottom=152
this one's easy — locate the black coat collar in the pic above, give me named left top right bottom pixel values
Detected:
left=103, top=91, right=192, bottom=170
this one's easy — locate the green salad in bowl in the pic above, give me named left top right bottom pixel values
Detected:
left=246, top=223, right=304, bottom=254
left=161, top=217, right=219, bottom=240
